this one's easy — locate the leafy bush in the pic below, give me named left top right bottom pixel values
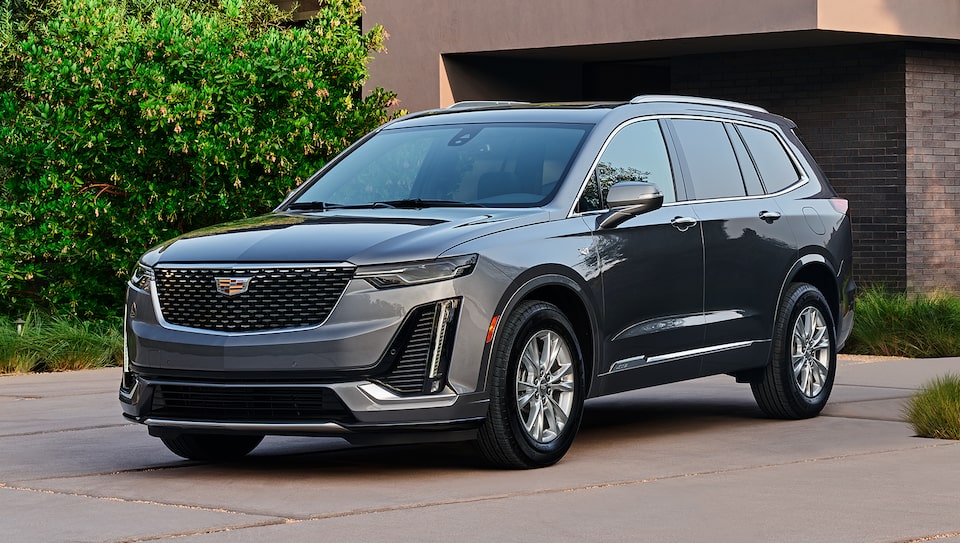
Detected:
left=906, top=374, right=960, bottom=440
left=0, top=313, right=121, bottom=373
left=0, top=0, right=398, bottom=318
left=844, top=287, right=960, bottom=358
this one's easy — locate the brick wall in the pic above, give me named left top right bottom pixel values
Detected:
left=905, top=48, right=960, bottom=293
left=671, top=44, right=908, bottom=291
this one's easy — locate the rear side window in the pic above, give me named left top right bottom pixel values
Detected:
left=736, top=125, right=800, bottom=194
left=671, top=119, right=745, bottom=200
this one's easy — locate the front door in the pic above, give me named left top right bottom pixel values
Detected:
left=585, top=119, right=705, bottom=396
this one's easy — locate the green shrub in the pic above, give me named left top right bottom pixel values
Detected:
left=906, top=374, right=960, bottom=440
left=0, top=0, right=398, bottom=319
left=844, top=287, right=960, bottom=358
left=0, top=312, right=121, bottom=373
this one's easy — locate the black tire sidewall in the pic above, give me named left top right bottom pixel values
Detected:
left=496, top=302, right=585, bottom=465
left=777, top=285, right=837, bottom=414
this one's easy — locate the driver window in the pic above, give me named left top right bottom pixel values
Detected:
left=579, top=120, right=676, bottom=212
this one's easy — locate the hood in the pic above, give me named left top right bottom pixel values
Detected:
left=141, top=208, right=549, bottom=266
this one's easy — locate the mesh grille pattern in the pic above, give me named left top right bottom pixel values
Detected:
left=150, top=384, right=354, bottom=422
left=378, top=305, right=437, bottom=394
left=155, top=266, right=354, bottom=332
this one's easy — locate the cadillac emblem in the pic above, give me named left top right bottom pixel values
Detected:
left=215, top=277, right=253, bottom=296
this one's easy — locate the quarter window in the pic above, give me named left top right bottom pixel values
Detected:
left=672, top=119, right=746, bottom=200
left=736, top=125, right=801, bottom=194
left=579, top=120, right=675, bottom=212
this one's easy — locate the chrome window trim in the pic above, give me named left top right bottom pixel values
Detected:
left=567, top=114, right=811, bottom=218
left=142, top=262, right=356, bottom=336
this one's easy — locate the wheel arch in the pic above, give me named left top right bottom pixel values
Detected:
left=486, top=267, right=599, bottom=397
left=782, top=253, right=841, bottom=332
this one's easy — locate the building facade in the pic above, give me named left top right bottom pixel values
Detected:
left=361, top=0, right=960, bottom=293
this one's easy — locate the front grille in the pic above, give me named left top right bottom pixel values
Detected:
left=154, top=266, right=354, bottom=332
left=378, top=305, right=437, bottom=394
left=149, top=384, right=354, bottom=423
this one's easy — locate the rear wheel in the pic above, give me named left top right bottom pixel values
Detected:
left=476, top=301, right=585, bottom=469
left=752, top=283, right=836, bottom=419
left=161, top=433, right=263, bottom=461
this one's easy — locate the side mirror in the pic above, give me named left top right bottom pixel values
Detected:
left=597, top=181, right=664, bottom=229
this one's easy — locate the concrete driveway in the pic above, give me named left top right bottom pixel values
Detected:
left=1, top=356, right=958, bottom=542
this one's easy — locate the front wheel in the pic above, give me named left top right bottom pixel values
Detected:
left=752, top=283, right=836, bottom=419
left=476, top=300, right=585, bottom=469
left=161, top=433, right=264, bottom=461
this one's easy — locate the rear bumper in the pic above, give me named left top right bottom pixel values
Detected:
left=837, top=276, right=856, bottom=351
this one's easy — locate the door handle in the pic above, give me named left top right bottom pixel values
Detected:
left=759, top=210, right=782, bottom=222
left=670, top=216, right=698, bottom=232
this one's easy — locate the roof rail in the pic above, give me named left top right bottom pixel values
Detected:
left=629, top=95, right=768, bottom=113
left=446, top=100, right=529, bottom=110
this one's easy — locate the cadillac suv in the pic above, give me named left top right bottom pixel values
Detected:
left=120, top=95, right=855, bottom=468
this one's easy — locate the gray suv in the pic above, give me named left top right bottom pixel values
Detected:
left=120, top=96, right=855, bottom=469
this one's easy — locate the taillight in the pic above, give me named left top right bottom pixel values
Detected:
left=830, top=198, right=849, bottom=216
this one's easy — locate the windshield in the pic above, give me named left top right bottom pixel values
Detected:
left=291, top=123, right=591, bottom=208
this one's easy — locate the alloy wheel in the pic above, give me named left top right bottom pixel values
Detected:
left=791, top=306, right=831, bottom=398
left=515, top=329, right=576, bottom=443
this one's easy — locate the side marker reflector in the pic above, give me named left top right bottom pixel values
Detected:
left=485, top=315, right=499, bottom=344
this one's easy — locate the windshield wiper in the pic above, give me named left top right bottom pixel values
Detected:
left=373, top=199, right=482, bottom=209
left=287, top=199, right=481, bottom=212
left=286, top=201, right=391, bottom=212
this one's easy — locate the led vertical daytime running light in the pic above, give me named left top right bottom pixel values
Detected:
left=122, top=304, right=130, bottom=374
left=427, top=299, right=459, bottom=392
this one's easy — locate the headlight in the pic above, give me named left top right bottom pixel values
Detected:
left=355, top=254, right=477, bottom=289
left=130, top=263, right=154, bottom=292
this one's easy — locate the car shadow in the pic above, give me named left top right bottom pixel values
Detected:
left=191, top=386, right=771, bottom=473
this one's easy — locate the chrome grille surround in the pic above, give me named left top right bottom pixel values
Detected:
left=153, top=264, right=355, bottom=333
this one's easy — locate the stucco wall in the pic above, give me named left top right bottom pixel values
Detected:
left=363, top=0, right=821, bottom=111
left=363, top=0, right=960, bottom=112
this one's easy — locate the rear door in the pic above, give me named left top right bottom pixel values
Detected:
left=666, top=118, right=799, bottom=376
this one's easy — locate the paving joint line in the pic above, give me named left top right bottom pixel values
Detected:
left=0, top=423, right=133, bottom=438
left=821, top=414, right=906, bottom=422
left=0, top=481, right=290, bottom=519
left=112, top=519, right=296, bottom=543
left=10, top=439, right=953, bottom=537
left=0, top=390, right=119, bottom=400
left=833, top=383, right=917, bottom=391
left=895, top=531, right=960, bottom=543
left=296, top=440, right=960, bottom=522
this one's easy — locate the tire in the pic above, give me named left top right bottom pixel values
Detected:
left=752, top=282, right=837, bottom=419
left=476, top=300, right=585, bottom=469
left=161, top=433, right=263, bottom=461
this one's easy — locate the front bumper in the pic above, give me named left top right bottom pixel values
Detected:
left=121, top=257, right=512, bottom=442
left=120, top=373, right=489, bottom=442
